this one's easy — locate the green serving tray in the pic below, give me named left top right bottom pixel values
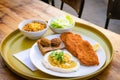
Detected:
left=0, top=22, right=113, bottom=80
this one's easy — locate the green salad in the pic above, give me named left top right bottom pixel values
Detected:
left=50, top=15, right=75, bottom=29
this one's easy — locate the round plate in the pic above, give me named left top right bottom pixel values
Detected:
left=30, top=34, right=106, bottom=77
left=0, top=22, right=113, bottom=80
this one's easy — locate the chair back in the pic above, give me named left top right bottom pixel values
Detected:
left=107, top=0, right=120, bottom=19
left=61, top=0, right=82, bottom=13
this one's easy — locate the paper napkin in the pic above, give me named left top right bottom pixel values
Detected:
left=13, top=49, right=37, bottom=71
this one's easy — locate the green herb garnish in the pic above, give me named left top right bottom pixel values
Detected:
left=50, top=51, right=64, bottom=63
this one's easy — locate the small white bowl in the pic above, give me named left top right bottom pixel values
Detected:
left=18, top=20, right=48, bottom=40
left=48, top=16, right=75, bottom=33
left=49, top=26, right=74, bottom=34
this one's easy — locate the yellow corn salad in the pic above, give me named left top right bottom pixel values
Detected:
left=22, top=21, right=46, bottom=32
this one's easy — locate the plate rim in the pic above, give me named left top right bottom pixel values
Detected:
left=29, top=34, right=107, bottom=78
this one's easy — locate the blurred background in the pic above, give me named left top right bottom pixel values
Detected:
left=44, top=0, right=120, bottom=34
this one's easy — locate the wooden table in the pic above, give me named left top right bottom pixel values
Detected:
left=0, top=0, right=120, bottom=80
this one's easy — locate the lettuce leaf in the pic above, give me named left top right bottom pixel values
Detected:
left=50, top=15, right=74, bottom=29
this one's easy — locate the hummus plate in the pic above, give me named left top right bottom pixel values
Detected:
left=30, top=34, right=106, bottom=77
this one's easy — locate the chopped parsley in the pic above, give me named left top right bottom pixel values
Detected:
left=50, top=51, right=64, bottom=63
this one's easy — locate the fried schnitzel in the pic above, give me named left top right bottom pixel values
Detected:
left=60, top=32, right=99, bottom=66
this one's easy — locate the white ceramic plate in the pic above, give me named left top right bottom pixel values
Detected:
left=30, top=34, right=106, bottom=77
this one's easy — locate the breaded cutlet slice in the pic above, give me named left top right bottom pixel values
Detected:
left=60, top=32, right=99, bottom=66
